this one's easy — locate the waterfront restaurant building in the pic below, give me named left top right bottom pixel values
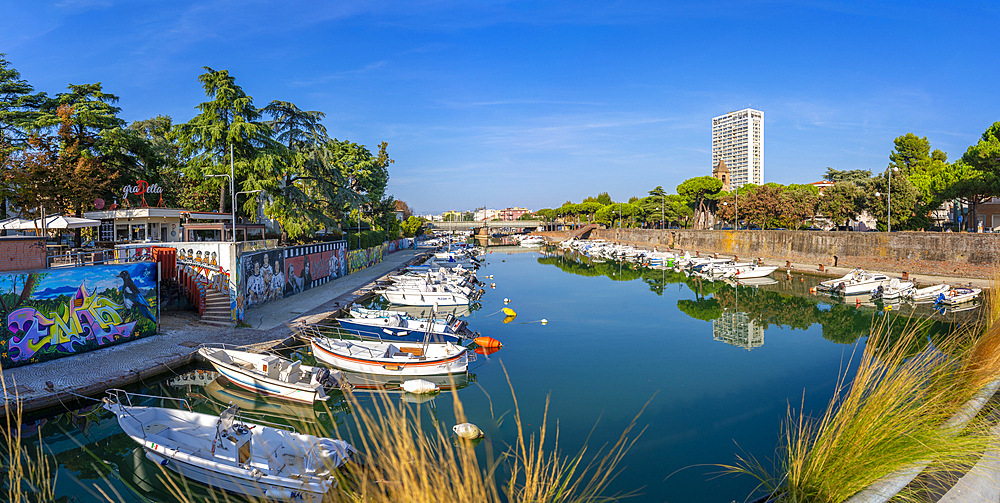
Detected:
left=82, top=208, right=265, bottom=244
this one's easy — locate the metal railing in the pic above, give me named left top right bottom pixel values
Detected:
left=46, top=250, right=146, bottom=268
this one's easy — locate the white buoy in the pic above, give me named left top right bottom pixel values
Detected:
left=453, top=422, right=484, bottom=439
left=503, top=298, right=510, bottom=304
left=402, top=379, right=439, bottom=394
left=540, top=319, right=548, bottom=325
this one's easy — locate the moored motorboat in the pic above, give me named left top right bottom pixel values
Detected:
left=906, top=283, right=951, bottom=302
left=103, top=390, right=356, bottom=501
left=816, top=269, right=892, bottom=295
left=198, top=346, right=346, bottom=404
left=870, top=278, right=915, bottom=300
left=309, top=336, right=469, bottom=376
left=937, top=286, right=982, bottom=305
left=335, top=313, right=472, bottom=344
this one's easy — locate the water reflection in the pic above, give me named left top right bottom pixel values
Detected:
left=539, top=251, right=979, bottom=348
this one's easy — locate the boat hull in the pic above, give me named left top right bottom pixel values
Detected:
left=336, top=318, right=463, bottom=344
left=310, top=339, right=469, bottom=376
left=208, top=362, right=322, bottom=404
left=381, top=290, right=470, bottom=306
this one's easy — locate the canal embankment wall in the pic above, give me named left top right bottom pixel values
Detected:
left=539, top=228, right=1000, bottom=279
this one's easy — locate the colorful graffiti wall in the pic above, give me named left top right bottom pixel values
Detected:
left=238, top=241, right=346, bottom=318
left=347, top=244, right=387, bottom=274
left=1, top=262, right=158, bottom=369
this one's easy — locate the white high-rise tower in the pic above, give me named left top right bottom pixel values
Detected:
left=712, top=108, right=763, bottom=188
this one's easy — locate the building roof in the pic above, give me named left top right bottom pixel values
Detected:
left=713, top=159, right=729, bottom=174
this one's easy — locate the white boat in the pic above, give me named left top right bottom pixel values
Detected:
left=816, top=269, right=892, bottom=295
left=732, top=264, right=779, bottom=279
left=309, top=336, right=469, bottom=376
left=870, top=278, right=915, bottom=300
left=906, top=283, right=951, bottom=302
left=103, top=390, right=356, bottom=501
left=519, top=236, right=546, bottom=247
left=198, top=346, right=347, bottom=404
left=379, top=284, right=474, bottom=306
left=937, top=286, right=982, bottom=305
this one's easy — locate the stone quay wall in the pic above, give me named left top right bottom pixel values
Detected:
left=579, top=228, right=1000, bottom=279
left=0, top=236, right=46, bottom=272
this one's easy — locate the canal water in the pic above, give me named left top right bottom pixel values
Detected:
left=14, top=246, right=979, bottom=502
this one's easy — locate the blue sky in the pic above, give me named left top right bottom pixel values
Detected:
left=2, top=1, right=997, bottom=214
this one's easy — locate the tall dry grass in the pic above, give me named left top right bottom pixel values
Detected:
left=1, top=370, right=56, bottom=503
left=728, top=279, right=1000, bottom=503
left=150, top=365, right=644, bottom=503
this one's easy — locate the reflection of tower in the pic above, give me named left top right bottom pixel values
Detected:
left=712, top=310, right=764, bottom=351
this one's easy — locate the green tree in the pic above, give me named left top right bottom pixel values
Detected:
left=959, top=122, right=1000, bottom=228
left=261, top=100, right=362, bottom=240
left=889, top=133, right=931, bottom=176
left=818, top=182, right=864, bottom=227
left=595, top=192, right=612, bottom=205
left=865, top=169, right=919, bottom=231
left=174, top=67, right=284, bottom=220
left=824, top=168, right=873, bottom=187
left=400, top=215, right=424, bottom=237
left=0, top=54, right=45, bottom=227
left=782, top=184, right=820, bottom=228
left=577, top=201, right=604, bottom=223
left=677, top=176, right=723, bottom=229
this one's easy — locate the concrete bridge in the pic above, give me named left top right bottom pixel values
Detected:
left=425, top=220, right=546, bottom=231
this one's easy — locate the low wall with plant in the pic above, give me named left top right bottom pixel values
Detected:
left=591, top=228, right=1000, bottom=279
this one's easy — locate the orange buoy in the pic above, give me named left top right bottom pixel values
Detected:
left=474, top=336, right=502, bottom=348
left=856, top=298, right=861, bottom=306
left=491, top=283, right=496, bottom=289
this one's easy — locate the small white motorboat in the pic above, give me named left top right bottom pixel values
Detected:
left=309, top=336, right=469, bottom=376
left=732, top=264, right=779, bottom=279
left=906, top=283, right=951, bottom=302
left=937, top=286, right=982, bottom=305
left=379, top=285, right=475, bottom=306
left=198, top=346, right=346, bottom=404
left=870, top=278, right=915, bottom=300
left=103, top=390, right=356, bottom=501
left=816, top=269, right=892, bottom=295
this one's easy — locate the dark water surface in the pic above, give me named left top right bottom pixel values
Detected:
left=18, top=247, right=980, bottom=502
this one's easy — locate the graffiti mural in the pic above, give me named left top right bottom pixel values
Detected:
left=347, top=244, right=387, bottom=274
left=1, top=263, right=158, bottom=369
left=238, top=241, right=346, bottom=317
left=242, top=249, right=284, bottom=309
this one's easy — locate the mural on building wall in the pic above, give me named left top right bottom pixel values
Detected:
left=242, top=249, right=284, bottom=309
left=0, top=263, right=158, bottom=369
left=238, top=241, right=346, bottom=318
left=347, top=244, right=387, bottom=274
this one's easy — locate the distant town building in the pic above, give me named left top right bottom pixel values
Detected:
left=394, top=200, right=412, bottom=221
left=712, top=108, right=763, bottom=188
left=441, top=210, right=461, bottom=221
left=809, top=180, right=834, bottom=195
left=497, top=207, right=530, bottom=221
left=474, top=208, right=497, bottom=221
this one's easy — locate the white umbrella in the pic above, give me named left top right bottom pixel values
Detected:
left=17, top=215, right=102, bottom=230
left=0, top=218, right=32, bottom=230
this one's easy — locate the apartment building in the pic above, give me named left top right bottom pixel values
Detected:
left=712, top=108, right=763, bottom=188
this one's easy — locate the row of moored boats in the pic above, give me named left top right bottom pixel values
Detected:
left=103, top=237, right=497, bottom=501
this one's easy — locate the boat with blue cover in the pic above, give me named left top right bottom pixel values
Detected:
left=335, top=313, right=472, bottom=344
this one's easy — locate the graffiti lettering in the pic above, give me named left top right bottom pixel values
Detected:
left=5, top=282, right=138, bottom=363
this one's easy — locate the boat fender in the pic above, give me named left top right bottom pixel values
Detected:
left=145, top=450, right=168, bottom=466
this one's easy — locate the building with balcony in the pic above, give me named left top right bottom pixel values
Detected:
left=712, top=108, right=763, bottom=189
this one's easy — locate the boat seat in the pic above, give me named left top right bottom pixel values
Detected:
left=212, top=350, right=234, bottom=364
left=398, top=347, right=424, bottom=357
left=143, top=423, right=169, bottom=436
left=280, top=361, right=301, bottom=383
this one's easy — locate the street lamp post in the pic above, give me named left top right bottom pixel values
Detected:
left=888, top=167, right=899, bottom=232
left=206, top=144, right=236, bottom=242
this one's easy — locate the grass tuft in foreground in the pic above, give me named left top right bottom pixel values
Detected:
left=155, top=364, right=644, bottom=503
left=726, top=290, right=1000, bottom=503
left=1, top=369, right=56, bottom=503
